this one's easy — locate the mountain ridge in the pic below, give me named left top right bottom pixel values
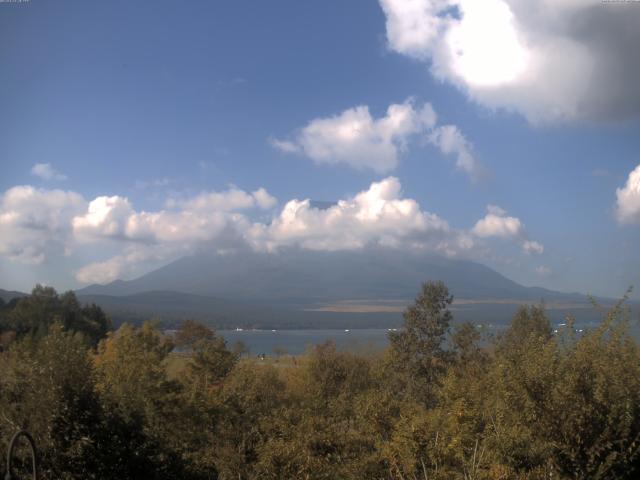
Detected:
left=0, top=288, right=28, bottom=302
left=76, top=249, right=593, bottom=304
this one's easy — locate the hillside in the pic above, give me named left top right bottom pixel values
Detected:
left=77, top=249, right=588, bottom=304
left=71, top=249, right=619, bottom=328
left=0, top=288, right=28, bottom=303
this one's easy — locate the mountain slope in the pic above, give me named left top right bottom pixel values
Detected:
left=77, top=249, right=586, bottom=304
left=0, top=288, right=28, bottom=303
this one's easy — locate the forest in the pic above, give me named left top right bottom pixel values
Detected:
left=1, top=282, right=639, bottom=479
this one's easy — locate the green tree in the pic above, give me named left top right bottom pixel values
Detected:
left=176, top=320, right=239, bottom=393
left=214, top=361, right=287, bottom=480
left=497, top=304, right=551, bottom=359
left=2, top=285, right=110, bottom=346
left=92, top=322, right=189, bottom=478
left=0, top=324, right=155, bottom=479
left=174, top=319, right=215, bottom=348
left=387, top=281, right=454, bottom=405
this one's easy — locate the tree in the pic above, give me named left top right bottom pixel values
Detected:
left=2, top=285, right=111, bottom=346
left=0, top=324, right=118, bottom=479
left=497, top=304, right=551, bottom=359
left=387, top=281, right=454, bottom=404
left=232, top=340, right=249, bottom=357
left=174, top=319, right=215, bottom=349
left=214, top=361, right=286, bottom=479
left=175, top=320, right=239, bottom=393
left=92, top=322, right=189, bottom=478
left=93, top=322, right=176, bottom=421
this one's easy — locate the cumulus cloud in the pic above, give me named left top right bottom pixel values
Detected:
left=31, top=163, right=68, bottom=181
left=428, top=125, right=480, bottom=177
left=379, top=0, right=640, bottom=123
left=75, top=248, right=153, bottom=285
left=271, top=100, right=437, bottom=173
left=252, top=188, right=278, bottom=209
left=74, top=244, right=188, bottom=284
left=73, top=196, right=136, bottom=241
left=69, top=179, right=469, bottom=282
left=271, top=99, right=482, bottom=177
left=69, top=187, right=279, bottom=282
left=472, top=204, right=543, bottom=254
left=0, top=186, right=86, bottom=264
left=615, top=164, right=640, bottom=225
left=72, top=187, right=276, bottom=248
left=169, top=187, right=277, bottom=212
left=0, top=182, right=544, bottom=284
left=246, top=177, right=456, bottom=252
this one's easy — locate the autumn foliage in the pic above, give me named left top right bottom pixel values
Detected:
left=1, top=282, right=639, bottom=479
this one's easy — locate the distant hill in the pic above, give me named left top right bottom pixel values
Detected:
left=0, top=288, right=28, bottom=303
left=77, top=248, right=590, bottom=304
left=72, top=249, right=625, bottom=328
left=3, top=252, right=630, bottom=330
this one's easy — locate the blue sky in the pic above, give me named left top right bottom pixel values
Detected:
left=1, top=0, right=640, bottom=299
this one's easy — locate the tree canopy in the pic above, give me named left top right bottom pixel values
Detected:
left=2, top=283, right=640, bottom=479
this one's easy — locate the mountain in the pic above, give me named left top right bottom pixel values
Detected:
left=77, top=248, right=588, bottom=304
left=3, top=252, right=626, bottom=329
left=0, top=288, right=28, bottom=303
left=75, top=249, right=622, bottom=328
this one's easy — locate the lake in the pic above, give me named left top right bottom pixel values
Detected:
left=218, top=320, right=640, bottom=356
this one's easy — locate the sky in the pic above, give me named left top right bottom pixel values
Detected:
left=1, top=0, right=640, bottom=299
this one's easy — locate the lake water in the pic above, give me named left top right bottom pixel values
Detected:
left=218, top=321, right=640, bottom=356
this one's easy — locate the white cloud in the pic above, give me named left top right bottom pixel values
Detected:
left=271, top=100, right=438, bottom=173
left=73, top=196, right=136, bottom=241
left=68, top=187, right=279, bottom=282
left=486, top=204, right=507, bottom=216
left=379, top=0, right=640, bottom=123
left=252, top=188, right=278, bottom=210
left=0, top=186, right=86, bottom=264
left=73, top=187, right=275, bottom=246
left=31, top=163, right=68, bottom=181
left=166, top=187, right=277, bottom=212
left=522, top=240, right=544, bottom=256
left=472, top=207, right=522, bottom=238
left=472, top=204, right=543, bottom=254
left=271, top=99, right=482, bottom=178
left=268, top=137, right=299, bottom=154
left=615, top=164, right=640, bottom=225
left=68, top=178, right=463, bottom=282
left=0, top=182, right=543, bottom=284
left=75, top=249, right=150, bottom=285
left=247, top=177, right=455, bottom=252
left=535, top=265, right=552, bottom=277
left=428, top=125, right=480, bottom=177
left=74, top=245, right=182, bottom=285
